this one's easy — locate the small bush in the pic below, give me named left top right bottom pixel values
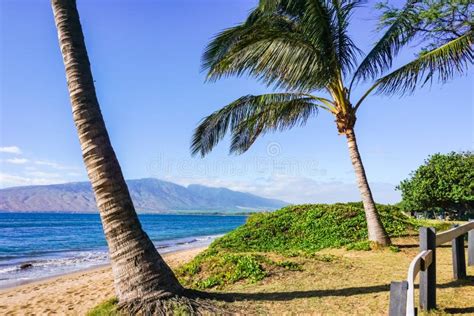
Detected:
left=177, top=252, right=269, bottom=289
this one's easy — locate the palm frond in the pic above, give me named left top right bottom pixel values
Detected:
left=201, top=9, right=263, bottom=72
left=258, top=0, right=306, bottom=16
left=301, top=0, right=338, bottom=67
left=375, top=32, right=473, bottom=95
left=350, top=0, right=419, bottom=87
left=330, top=0, right=362, bottom=75
left=204, top=14, right=334, bottom=91
left=191, top=93, right=323, bottom=156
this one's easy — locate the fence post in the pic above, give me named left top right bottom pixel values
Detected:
left=419, top=227, right=436, bottom=311
left=389, top=281, right=408, bottom=316
left=469, top=220, right=474, bottom=267
left=452, top=224, right=467, bottom=279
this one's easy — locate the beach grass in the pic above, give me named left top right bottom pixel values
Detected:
left=87, top=298, right=119, bottom=316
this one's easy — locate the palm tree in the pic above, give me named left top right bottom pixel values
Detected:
left=50, top=0, right=184, bottom=311
left=191, top=0, right=473, bottom=246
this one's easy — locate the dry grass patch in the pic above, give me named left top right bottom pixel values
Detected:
left=194, top=237, right=473, bottom=315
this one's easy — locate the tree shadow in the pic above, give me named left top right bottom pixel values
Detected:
left=397, top=244, right=419, bottom=249
left=185, top=276, right=473, bottom=306
left=397, top=244, right=454, bottom=249
left=409, top=276, right=473, bottom=290
left=438, top=276, right=474, bottom=288
left=444, top=307, right=474, bottom=314
left=187, top=284, right=390, bottom=302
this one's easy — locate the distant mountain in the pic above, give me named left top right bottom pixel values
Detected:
left=0, top=178, right=287, bottom=213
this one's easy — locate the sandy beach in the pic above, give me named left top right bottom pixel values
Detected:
left=0, top=246, right=206, bottom=316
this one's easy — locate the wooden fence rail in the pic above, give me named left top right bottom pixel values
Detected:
left=389, top=220, right=474, bottom=316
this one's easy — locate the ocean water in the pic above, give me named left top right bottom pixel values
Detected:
left=0, top=212, right=246, bottom=289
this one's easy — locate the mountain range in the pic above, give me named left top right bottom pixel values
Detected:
left=0, top=178, right=287, bottom=213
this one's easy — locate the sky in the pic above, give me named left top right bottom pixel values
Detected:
left=0, top=0, right=472, bottom=204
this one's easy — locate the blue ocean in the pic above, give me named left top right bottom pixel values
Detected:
left=0, top=212, right=246, bottom=288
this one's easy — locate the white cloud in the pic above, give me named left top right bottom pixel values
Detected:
left=34, top=160, right=79, bottom=171
left=25, top=171, right=61, bottom=178
left=0, top=172, right=68, bottom=188
left=0, top=146, right=22, bottom=154
left=167, top=175, right=401, bottom=204
left=0, top=155, right=84, bottom=188
left=5, top=158, right=28, bottom=164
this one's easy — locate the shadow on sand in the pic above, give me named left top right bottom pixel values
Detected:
left=186, top=276, right=472, bottom=309
left=187, top=283, right=390, bottom=302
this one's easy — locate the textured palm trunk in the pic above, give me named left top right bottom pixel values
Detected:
left=346, top=129, right=391, bottom=246
left=51, top=0, right=183, bottom=303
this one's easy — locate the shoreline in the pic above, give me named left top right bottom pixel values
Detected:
left=0, top=263, right=109, bottom=292
left=0, top=234, right=220, bottom=290
left=0, top=239, right=213, bottom=291
left=0, top=246, right=207, bottom=315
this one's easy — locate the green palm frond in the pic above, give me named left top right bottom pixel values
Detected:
left=330, top=0, right=363, bottom=74
left=258, top=0, right=284, bottom=11
left=191, top=93, right=326, bottom=156
left=202, top=0, right=363, bottom=92
left=203, top=14, right=334, bottom=91
left=350, top=0, right=419, bottom=87
left=258, top=0, right=306, bottom=16
left=375, top=32, right=473, bottom=95
left=201, top=9, right=263, bottom=72
left=302, top=0, right=336, bottom=55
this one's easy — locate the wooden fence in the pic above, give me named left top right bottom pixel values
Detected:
left=389, top=220, right=474, bottom=316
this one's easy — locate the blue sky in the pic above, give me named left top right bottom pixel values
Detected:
left=0, top=0, right=472, bottom=204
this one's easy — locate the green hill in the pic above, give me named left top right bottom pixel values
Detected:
left=177, top=203, right=449, bottom=289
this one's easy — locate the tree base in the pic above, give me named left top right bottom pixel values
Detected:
left=118, top=292, right=227, bottom=315
left=369, top=240, right=391, bottom=249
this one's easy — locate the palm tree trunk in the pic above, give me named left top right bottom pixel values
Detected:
left=51, top=0, right=183, bottom=303
left=345, top=129, right=391, bottom=246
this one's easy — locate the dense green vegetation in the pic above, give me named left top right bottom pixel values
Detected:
left=210, top=203, right=413, bottom=253
left=397, top=152, right=474, bottom=219
left=177, top=202, right=451, bottom=289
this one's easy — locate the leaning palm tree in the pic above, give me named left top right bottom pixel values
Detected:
left=51, top=0, right=192, bottom=313
left=191, top=0, right=473, bottom=246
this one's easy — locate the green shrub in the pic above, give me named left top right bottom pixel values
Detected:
left=178, top=203, right=447, bottom=289
left=212, top=203, right=416, bottom=253
left=177, top=252, right=269, bottom=289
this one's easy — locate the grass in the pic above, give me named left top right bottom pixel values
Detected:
left=87, top=298, right=120, bottom=316
left=209, top=237, right=474, bottom=315
left=89, top=203, right=472, bottom=314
